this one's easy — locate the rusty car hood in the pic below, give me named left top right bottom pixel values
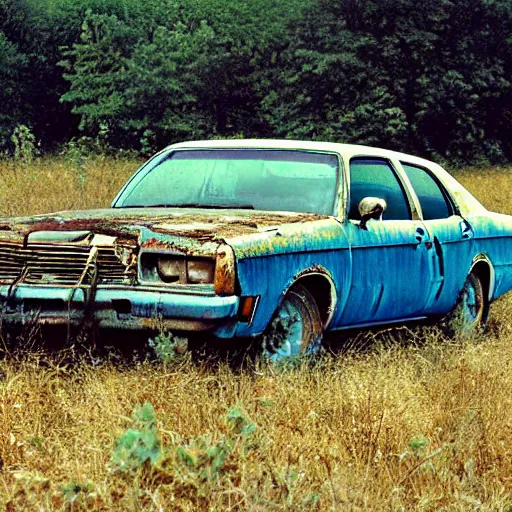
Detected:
left=0, top=208, right=331, bottom=255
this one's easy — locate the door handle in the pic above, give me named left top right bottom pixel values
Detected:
left=460, top=220, right=473, bottom=239
left=415, top=227, right=426, bottom=244
left=415, top=227, right=433, bottom=249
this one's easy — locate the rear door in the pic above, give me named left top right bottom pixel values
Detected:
left=399, top=161, right=474, bottom=314
left=339, top=157, right=434, bottom=326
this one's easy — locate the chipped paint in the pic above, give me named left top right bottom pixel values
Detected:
left=294, top=264, right=334, bottom=281
left=214, top=244, right=236, bottom=296
left=228, top=219, right=343, bottom=259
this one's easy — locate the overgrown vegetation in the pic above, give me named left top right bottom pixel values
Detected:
left=1, top=0, right=512, bottom=164
left=0, top=158, right=511, bottom=509
left=4, top=321, right=512, bottom=510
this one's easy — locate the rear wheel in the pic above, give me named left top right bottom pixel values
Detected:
left=261, top=283, right=323, bottom=362
left=448, top=272, right=489, bottom=336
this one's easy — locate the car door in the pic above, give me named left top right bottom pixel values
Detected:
left=399, top=161, right=474, bottom=314
left=339, top=157, right=434, bottom=326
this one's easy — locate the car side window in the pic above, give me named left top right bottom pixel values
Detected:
left=401, top=162, right=452, bottom=220
left=349, top=158, right=411, bottom=221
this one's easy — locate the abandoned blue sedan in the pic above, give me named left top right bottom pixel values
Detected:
left=0, top=140, right=511, bottom=360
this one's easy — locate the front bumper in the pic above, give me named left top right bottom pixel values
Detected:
left=0, top=284, right=240, bottom=332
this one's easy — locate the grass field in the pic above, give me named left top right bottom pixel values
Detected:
left=0, top=157, right=512, bottom=511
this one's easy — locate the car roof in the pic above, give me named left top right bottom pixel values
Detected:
left=167, top=139, right=436, bottom=168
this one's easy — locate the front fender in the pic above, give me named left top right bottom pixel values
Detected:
left=219, top=218, right=351, bottom=337
left=233, top=252, right=350, bottom=337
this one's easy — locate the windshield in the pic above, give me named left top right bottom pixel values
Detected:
left=116, top=149, right=339, bottom=215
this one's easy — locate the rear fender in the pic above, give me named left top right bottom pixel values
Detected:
left=470, top=253, right=495, bottom=302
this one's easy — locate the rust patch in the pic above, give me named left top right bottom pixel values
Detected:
left=294, top=264, right=333, bottom=280
left=150, top=212, right=326, bottom=239
left=140, top=238, right=212, bottom=256
left=150, top=224, right=219, bottom=241
left=0, top=208, right=328, bottom=245
left=141, top=238, right=175, bottom=250
left=214, top=245, right=236, bottom=296
left=20, top=219, right=140, bottom=241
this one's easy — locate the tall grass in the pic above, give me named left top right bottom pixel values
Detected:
left=0, top=157, right=511, bottom=511
left=0, top=156, right=137, bottom=216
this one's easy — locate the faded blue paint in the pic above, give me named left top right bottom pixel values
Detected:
left=469, top=212, right=512, bottom=300
left=340, top=219, right=432, bottom=324
left=420, top=216, right=474, bottom=314
left=226, top=218, right=351, bottom=336
left=233, top=249, right=351, bottom=337
left=227, top=218, right=344, bottom=258
left=229, top=210, right=512, bottom=337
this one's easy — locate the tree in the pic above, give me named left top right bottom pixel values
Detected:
left=0, top=32, right=29, bottom=149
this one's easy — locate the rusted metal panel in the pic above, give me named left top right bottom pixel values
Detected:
left=226, top=218, right=352, bottom=337
left=0, top=241, right=137, bottom=286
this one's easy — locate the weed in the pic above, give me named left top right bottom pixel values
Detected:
left=148, top=331, right=189, bottom=365
left=11, top=124, right=39, bottom=164
left=110, top=402, right=161, bottom=473
left=408, top=436, right=429, bottom=455
left=60, top=481, right=94, bottom=508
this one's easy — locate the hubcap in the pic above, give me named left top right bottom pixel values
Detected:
left=263, top=298, right=307, bottom=362
left=460, top=278, right=484, bottom=333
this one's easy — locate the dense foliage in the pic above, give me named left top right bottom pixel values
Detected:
left=0, top=0, right=511, bottom=164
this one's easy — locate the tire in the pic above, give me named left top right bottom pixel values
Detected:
left=261, top=283, right=323, bottom=362
left=448, top=272, right=489, bottom=336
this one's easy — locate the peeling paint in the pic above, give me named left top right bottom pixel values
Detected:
left=294, top=264, right=333, bottom=281
left=228, top=219, right=343, bottom=259
left=214, top=244, right=236, bottom=296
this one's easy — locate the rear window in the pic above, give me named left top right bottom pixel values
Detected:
left=401, top=163, right=452, bottom=220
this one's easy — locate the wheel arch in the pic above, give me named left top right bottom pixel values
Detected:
left=470, top=254, right=495, bottom=302
left=280, top=267, right=337, bottom=329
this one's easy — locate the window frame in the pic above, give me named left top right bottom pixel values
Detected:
left=399, top=161, right=456, bottom=221
left=347, top=156, right=414, bottom=222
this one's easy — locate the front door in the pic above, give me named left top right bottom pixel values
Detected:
left=339, top=157, right=433, bottom=326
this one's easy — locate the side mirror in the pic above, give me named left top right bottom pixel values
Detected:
left=358, top=197, right=387, bottom=230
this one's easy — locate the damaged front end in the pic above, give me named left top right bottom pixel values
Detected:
left=0, top=215, right=240, bottom=335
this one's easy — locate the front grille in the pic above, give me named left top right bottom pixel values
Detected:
left=97, top=247, right=136, bottom=284
left=0, top=242, right=137, bottom=286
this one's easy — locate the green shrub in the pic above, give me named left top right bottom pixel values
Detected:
left=110, top=402, right=161, bottom=473
left=11, top=125, right=38, bottom=164
left=148, top=331, right=188, bottom=365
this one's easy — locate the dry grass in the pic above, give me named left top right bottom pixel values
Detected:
left=0, top=156, right=138, bottom=217
left=0, top=158, right=511, bottom=511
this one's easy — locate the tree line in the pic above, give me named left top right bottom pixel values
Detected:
left=1, top=0, right=511, bottom=164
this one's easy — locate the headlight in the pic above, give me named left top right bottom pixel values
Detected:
left=140, top=249, right=235, bottom=294
left=187, top=259, right=215, bottom=284
left=157, top=258, right=185, bottom=283
left=156, top=256, right=214, bottom=284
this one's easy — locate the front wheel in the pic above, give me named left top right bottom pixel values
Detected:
left=261, top=283, right=323, bottom=362
left=448, top=272, right=489, bottom=336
